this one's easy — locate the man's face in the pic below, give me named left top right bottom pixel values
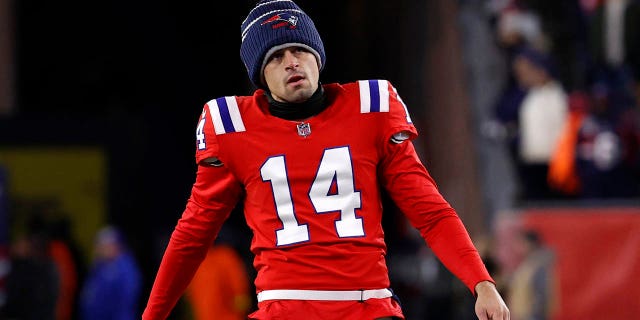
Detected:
left=263, top=46, right=319, bottom=103
left=96, top=240, right=120, bottom=261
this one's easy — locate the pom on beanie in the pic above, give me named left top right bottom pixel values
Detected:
left=240, top=0, right=325, bottom=88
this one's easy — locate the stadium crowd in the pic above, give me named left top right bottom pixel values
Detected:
left=474, top=0, right=640, bottom=203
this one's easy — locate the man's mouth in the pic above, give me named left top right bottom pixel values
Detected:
left=287, top=74, right=305, bottom=85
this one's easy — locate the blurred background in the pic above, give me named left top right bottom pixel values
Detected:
left=0, top=0, right=639, bottom=319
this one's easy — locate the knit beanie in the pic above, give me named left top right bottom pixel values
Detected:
left=515, top=46, right=557, bottom=79
left=240, top=0, right=326, bottom=88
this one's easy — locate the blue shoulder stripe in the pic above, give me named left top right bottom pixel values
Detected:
left=358, top=80, right=390, bottom=113
left=206, top=96, right=246, bottom=134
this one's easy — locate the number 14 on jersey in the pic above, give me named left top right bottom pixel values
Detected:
left=260, top=146, right=365, bottom=246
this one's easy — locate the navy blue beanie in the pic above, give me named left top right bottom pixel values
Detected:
left=515, top=46, right=558, bottom=79
left=240, top=0, right=326, bottom=88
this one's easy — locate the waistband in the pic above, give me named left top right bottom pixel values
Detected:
left=257, top=288, right=393, bottom=302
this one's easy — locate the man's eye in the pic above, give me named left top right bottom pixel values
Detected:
left=269, top=53, right=283, bottom=62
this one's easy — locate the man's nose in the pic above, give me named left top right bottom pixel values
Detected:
left=283, top=50, right=299, bottom=68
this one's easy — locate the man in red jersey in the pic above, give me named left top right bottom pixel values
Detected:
left=143, top=1, right=510, bottom=319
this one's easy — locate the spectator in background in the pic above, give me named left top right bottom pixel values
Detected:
left=588, top=0, right=640, bottom=110
left=588, top=0, right=640, bottom=79
left=490, top=1, right=547, bottom=159
left=496, top=3, right=546, bottom=51
left=3, top=231, right=59, bottom=320
left=49, top=234, right=78, bottom=320
left=79, top=226, right=142, bottom=320
left=48, top=216, right=86, bottom=320
left=547, top=91, right=590, bottom=196
left=31, top=202, right=88, bottom=320
left=184, top=226, right=251, bottom=320
left=518, top=0, right=590, bottom=91
left=574, top=78, right=640, bottom=198
left=507, top=230, right=557, bottom=320
left=512, top=46, right=569, bottom=200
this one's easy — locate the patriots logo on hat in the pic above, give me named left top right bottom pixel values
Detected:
left=261, top=13, right=298, bottom=29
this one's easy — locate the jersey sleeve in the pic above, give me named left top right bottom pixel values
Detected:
left=143, top=158, right=243, bottom=319
left=385, top=81, right=418, bottom=142
left=195, top=103, right=220, bottom=165
left=378, top=139, right=494, bottom=294
left=357, top=80, right=418, bottom=144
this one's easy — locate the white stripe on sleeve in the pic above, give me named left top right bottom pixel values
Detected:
left=378, top=80, right=390, bottom=112
left=207, top=99, right=226, bottom=135
left=225, top=96, right=246, bottom=132
left=358, top=80, right=371, bottom=113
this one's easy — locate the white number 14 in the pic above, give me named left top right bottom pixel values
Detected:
left=260, top=146, right=364, bottom=246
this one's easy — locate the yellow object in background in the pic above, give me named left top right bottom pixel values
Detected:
left=0, top=147, right=106, bottom=260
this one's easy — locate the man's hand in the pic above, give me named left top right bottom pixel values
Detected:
left=475, top=281, right=510, bottom=320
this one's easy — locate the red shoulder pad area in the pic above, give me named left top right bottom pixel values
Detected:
left=356, top=79, right=418, bottom=143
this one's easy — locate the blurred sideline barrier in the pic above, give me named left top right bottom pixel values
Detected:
left=496, top=205, right=640, bottom=320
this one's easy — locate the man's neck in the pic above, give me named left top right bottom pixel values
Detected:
left=266, top=84, right=327, bottom=121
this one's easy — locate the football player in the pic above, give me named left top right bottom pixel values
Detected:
left=143, top=1, right=509, bottom=319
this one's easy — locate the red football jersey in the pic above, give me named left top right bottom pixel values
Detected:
left=143, top=80, right=492, bottom=319
left=196, top=80, right=418, bottom=291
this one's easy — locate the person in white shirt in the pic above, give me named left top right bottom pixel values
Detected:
left=512, top=46, right=569, bottom=200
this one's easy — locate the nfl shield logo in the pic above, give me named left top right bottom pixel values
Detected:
left=296, top=122, right=311, bottom=137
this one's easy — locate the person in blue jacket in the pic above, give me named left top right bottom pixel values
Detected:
left=79, top=226, right=142, bottom=320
